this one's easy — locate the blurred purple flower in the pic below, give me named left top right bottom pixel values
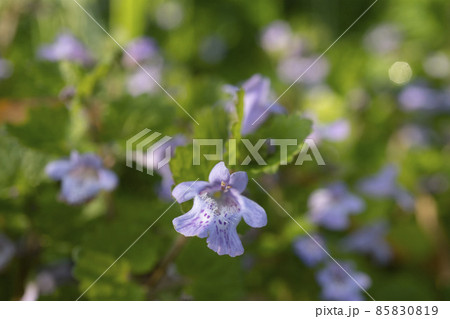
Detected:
left=308, top=118, right=350, bottom=143
left=38, top=33, right=93, bottom=66
left=363, top=23, right=402, bottom=55
left=395, top=124, right=429, bottom=149
left=260, top=20, right=293, bottom=55
left=133, top=135, right=186, bottom=200
left=316, top=261, right=371, bottom=301
left=277, top=55, right=329, bottom=85
left=308, top=183, right=365, bottom=230
left=398, top=83, right=440, bottom=111
left=122, top=37, right=159, bottom=67
left=21, top=261, right=74, bottom=301
left=126, top=64, right=162, bottom=96
left=0, top=58, right=13, bottom=79
left=172, top=162, right=267, bottom=257
left=293, top=234, right=327, bottom=267
left=0, top=234, right=15, bottom=271
left=341, top=221, right=392, bottom=264
left=45, top=151, right=118, bottom=205
left=224, top=74, right=285, bottom=135
left=358, top=165, right=414, bottom=211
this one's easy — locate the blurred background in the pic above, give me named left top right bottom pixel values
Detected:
left=0, top=0, right=449, bottom=300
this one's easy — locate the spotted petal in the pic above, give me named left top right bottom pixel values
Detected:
left=172, top=197, right=209, bottom=238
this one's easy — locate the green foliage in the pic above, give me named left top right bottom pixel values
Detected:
left=6, top=106, right=69, bottom=153
left=176, top=239, right=245, bottom=300
left=243, top=115, right=312, bottom=175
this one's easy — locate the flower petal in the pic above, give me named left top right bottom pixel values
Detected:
left=98, top=169, right=118, bottom=191
left=172, top=181, right=208, bottom=203
left=239, top=195, right=267, bottom=228
left=173, top=197, right=209, bottom=238
left=229, top=171, right=248, bottom=193
left=208, top=161, right=230, bottom=184
left=206, top=223, right=244, bottom=257
left=45, top=160, right=72, bottom=180
left=60, top=176, right=100, bottom=204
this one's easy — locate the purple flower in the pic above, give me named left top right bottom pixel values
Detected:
left=126, top=64, right=162, bottom=96
left=0, top=58, right=13, bottom=79
left=316, top=261, right=371, bottom=301
left=358, top=165, right=414, bottom=211
left=260, top=20, right=293, bottom=55
left=172, top=162, right=267, bottom=257
left=133, top=135, right=186, bottom=200
left=122, top=37, right=159, bottom=67
left=45, top=151, right=118, bottom=205
left=308, top=183, right=365, bottom=230
left=293, top=234, right=327, bottom=267
left=0, top=234, right=15, bottom=271
left=308, top=118, right=350, bottom=143
left=363, top=23, right=402, bottom=55
left=398, top=83, right=450, bottom=113
left=38, top=33, right=93, bottom=66
left=277, top=55, right=329, bottom=85
left=224, top=74, right=285, bottom=136
left=341, top=221, right=392, bottom=264
left=21, top=261, right=74, bottom=301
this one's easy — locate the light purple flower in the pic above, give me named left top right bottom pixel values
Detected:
left=398, top=83, right=439, bottom=111
left=126, top=64, right=162, bottom=96
left=363, top=23, right=402, bottom=55
left=45, top=151, right=118, bottom=205
left=260, top=20, right=293, bottom=55
left=293, top=234, right=327, bottom=267
left=0, top=234, right=15, bottom=271
left=0, top=58, right=13, bottom=79
left=38, top=33, right=93, bottom=66
left=277, top=55, right=329, bottom=85
left=341, top=221, right=392, bottom=264
left=224, top=74, right=285, bottom=135
left=308, top=183, right=365, bottom=230
left=316, top=261, right=371, bottom=301
left=122, top=37, right=159, bottom=67
left=21, top=261, right=73, bottom=301
left=308, top=118, right=350, bottom=143
left=172, top=162, right=267, bottom=257
left=358, top=165, right=414, bottom=211
left=133, top=135, right=186, bottom=200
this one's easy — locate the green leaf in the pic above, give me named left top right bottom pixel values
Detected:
left=6, top=105, right=69, bottom=153
left=0, top=132, right=50, bottom=197
left=100, top=95, right=176, bottom=146
left=241, top=114, right=312, bottom=176
left=170, top=106, right=230, bottom=185
left=74, top=249, right=146, bottom=301
left=176, top=239, right=245, bottom=300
